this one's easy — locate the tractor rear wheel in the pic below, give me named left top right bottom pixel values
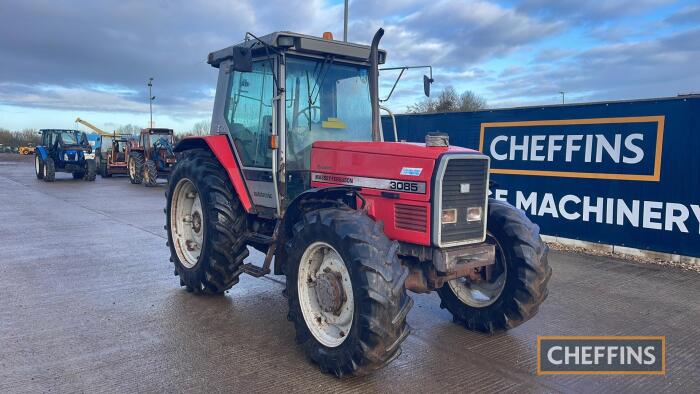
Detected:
left=437, top=199, right=551, bottom=333
left=43, top=158, right=55, bottom=182
left=35, top=155, right=44, bottom=180
left=143, top=160, right=158, bottom=187
left=285, top=208, right=412, bottom=377
left=166, top=149, right=248, bottom=294
left=84, top=159, right=97, bottom=181
left=128, top=153, right=143, bottom=184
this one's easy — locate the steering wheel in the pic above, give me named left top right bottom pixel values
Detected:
left=294, top=106, right=322, bottom=129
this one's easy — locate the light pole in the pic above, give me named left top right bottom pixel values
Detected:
left=148, top=78, right=155, bottom=127
left=559, top=91, right=565, bottom=104
left=343, top=0, right=348, bottom=42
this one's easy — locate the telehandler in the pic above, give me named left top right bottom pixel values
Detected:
left=165, top=29, right=551, bottom=377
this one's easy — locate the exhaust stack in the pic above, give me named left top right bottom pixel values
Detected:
left=369, top=28, right=384, bottom=142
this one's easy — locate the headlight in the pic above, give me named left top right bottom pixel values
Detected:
left=441, top=209, right=457, bottom=224
left=467, top=207, right=482, bottom=222
left=84, top=153, right=95, bottom=159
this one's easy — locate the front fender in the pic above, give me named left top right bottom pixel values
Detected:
left=36, top=146, right=48, bottom=160
left=275, top=186, right=363, bottom=274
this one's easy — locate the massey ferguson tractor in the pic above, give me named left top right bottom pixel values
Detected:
left=127, top=128, right=176, bottom=186
left=165, top=29, right=551, bottom=377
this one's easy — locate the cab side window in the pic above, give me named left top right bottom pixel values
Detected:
left=224, top=60, right=274, bottom=168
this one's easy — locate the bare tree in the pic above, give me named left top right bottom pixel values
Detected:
left=407, top=86, right=487, bottom=113
left=191, top=120, right=211, bottom=136
left=0, top=128, right=40, bottom=148
left=115, top=124, right=141, bottom=135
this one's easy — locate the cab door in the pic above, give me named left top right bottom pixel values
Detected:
left=220, top=59, right=277, bottom=209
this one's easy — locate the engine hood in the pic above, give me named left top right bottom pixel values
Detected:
left=312, top=141, right=477, bottom=159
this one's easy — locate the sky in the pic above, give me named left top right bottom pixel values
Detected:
left=0, top=0, right=699, bottom=133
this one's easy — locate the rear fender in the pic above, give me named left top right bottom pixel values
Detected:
left=36, top=146, right=49, bottom=160
left=174, top=135, right=253, bottom=213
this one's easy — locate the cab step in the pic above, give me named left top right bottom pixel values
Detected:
left=243, top=263, right=271, bottom=278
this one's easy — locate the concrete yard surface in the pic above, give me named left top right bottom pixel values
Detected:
left=1, top=154, right=699, bottom=393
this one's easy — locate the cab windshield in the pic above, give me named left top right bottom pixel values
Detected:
left=285, top=56, right=372, bottom=172
left=61, top=131, right=81, bottom=145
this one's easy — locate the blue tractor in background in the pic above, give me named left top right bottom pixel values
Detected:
left=34, top=129, right=97, bottom=182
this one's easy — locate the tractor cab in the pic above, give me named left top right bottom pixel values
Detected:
left=208, top=31, right=390, bottom=210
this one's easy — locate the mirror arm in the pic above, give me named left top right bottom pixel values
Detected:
left=380, top=68, right=405, bottom=102
left=379, top=65, right=434, bottom=101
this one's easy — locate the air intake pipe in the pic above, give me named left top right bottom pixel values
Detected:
left=369, top=28, right=384, bottom=142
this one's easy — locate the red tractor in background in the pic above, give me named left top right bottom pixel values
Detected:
left=165, top=29, right=551, bottom=377
left=127, top=128, right=177, bottom=186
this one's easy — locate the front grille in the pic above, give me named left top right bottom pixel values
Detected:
left=395, top=204, right=427, bottom=232
left=437, top=155, right=489, bottom=246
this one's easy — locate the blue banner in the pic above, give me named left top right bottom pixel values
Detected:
left=383, top=96, right=700, bottom=257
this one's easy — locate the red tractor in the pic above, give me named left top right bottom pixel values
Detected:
left=166, top=29, right=551, bottom=377
left=127, top=128, right=177, bottom=186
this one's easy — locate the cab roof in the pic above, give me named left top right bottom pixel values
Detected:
left=40, top=129, right=82, bottom=133
left=208, top=31, right=386, bottom=68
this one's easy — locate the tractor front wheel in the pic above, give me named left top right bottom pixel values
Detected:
left=43, top=158, right=55, bottom=182
left=143, top=160, right=158, bottom=187
left=166, top=149, right=248, bottom=294
left=128, top=153, right=143, bottom=184
left=35, top=155, right=44, bottom=180
left=84, top=159, right=96, bottom=181
left=437, top=199, right=551, bottom=333
left=285, top=208, right=412, bottom=377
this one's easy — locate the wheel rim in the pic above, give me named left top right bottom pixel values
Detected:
left=35, top=156, right=40, bottom=175
left=298, top=242, right=354, bottom=348
left=128, top=159, right=135, bottom=178
left=170, top=178, right=204, bottom=268
left=43, top=162, right=48, bottom=178
left=447, top=233, right=507, bottom=308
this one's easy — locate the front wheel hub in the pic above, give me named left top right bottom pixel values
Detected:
left=298, top=242, right=354, bottom=348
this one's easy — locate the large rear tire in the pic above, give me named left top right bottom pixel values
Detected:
left=43, top=158, right=55, bottom=182
left=166, top=149, right=248, bottom=294
left=144, top=160, right=158, bottom=187
left=35, top=155, right=44, bottom=180
left=128, top=152, right=144, bottom=184
left=437, top=199, right=551, bottom=333
left=285, top=208, right=412, bottom=377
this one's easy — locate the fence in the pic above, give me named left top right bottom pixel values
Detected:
left=382, top=95, right=700, bottom=257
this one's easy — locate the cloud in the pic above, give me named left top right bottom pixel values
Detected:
left=350, top=0, right=561, bottom=67
left=483, top=27, right=700, bottom=106
left=664, top=4, right=700, bottom=25
left=517, top=0, right=673, bottom=22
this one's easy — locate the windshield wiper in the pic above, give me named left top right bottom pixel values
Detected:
left=303, top=55, right=335, bottom=130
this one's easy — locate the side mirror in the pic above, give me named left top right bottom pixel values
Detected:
left=423, top=75, right=434, bottom=97
left=230, top=47, right=253, bottom=72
